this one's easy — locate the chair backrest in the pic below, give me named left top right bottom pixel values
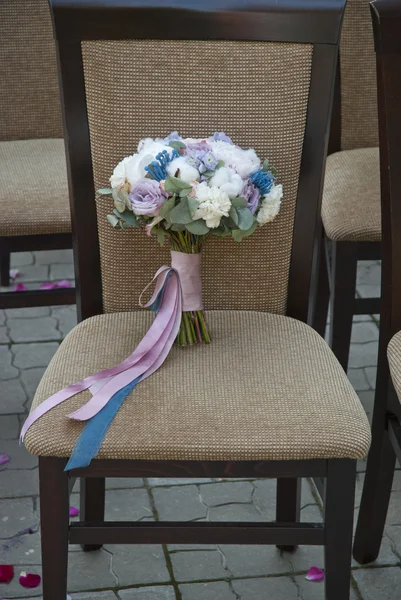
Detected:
left=49, top=0, right=345, bottom=323
left=0, top=0, right=63, bottom=141
left=334, top=0, right=379, bottom=151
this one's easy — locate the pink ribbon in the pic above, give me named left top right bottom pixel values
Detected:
left=171, top=250, right=203, bottom=311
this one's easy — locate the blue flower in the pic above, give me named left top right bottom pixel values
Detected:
left=250, top=168, right=275, bottom=195
left=210, top=132, right=233, bottom=144
left=145, top=149, right=179, bottom=181
left=163, top=131, right=182, bottom=144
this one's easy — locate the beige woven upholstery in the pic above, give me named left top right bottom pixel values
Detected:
left=0, top=140, right=71, bottom=236
left=388, top=333, right=401, bottom=403
left=321, top=147, right=380, bottom=242
left=82, top=40, right=312, bottom=314
left=0, top=0, right=62, bottom=141
left=25, top=311, right=371, bottom=460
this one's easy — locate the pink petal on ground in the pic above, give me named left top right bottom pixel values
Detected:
left=9, top=269, right=20, bottom=280
left=0, top=564, right=14, bottom=583
left=39, top=282, right=57, bottom=290
left=306, top=566, right=324, bottom=581
left=19, top=571, right=41, bottom=588
left=56, top=280, right=72, bottom=288
left=69, top=506, right=80, bottom=517
left=67, top=595, right=72, bottom=599
left=0, top=453, right=10, bottom=466
left=14, top=283, right=26, bottom=292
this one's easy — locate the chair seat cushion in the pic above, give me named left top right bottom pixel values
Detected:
left=0, top=139, right=71, bottom=236
left=388, top=332, right=401, bottom=403
left=24, top=310, right=371, bottom=461
left=321, top=147, right=380, bottom=242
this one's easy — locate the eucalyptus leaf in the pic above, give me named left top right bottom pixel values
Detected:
left=229, top=206, right=239, bottom=226
left=231, top=197, right=247, bottom=209
left=237, top=207, right=254, bottom=231
left=107, top=214, right=120, bottom=228
left=117, top=187, right=131, bottom=210
left=171, top=223, right=186, bottom=231
left=216, top=160, right=225, bottom=169
left=169, top=141, right=187, bottom=151
left=168, top=197, right=193, bottom=224
left=262, top=159, right=269, bottom=172
left=97, top=188, right=113, bottom=195
left=156, top=229, right=167, bottom=246
left=165, top=175, right=192, bottom=195
left=112, top=188, right=126, bottom=213
left=232, top=220, right=258, bottom=241
left=185, top=220, right=210, bottom=235
left=159, top=196, right=176, bottom=218
left=179, top=188, right=190, bottom=197
left=113, top=209, right=139, bottom=227
left=187, top=197, right=199, bottom=218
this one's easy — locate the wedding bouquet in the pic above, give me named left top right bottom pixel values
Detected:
left=99, top=132, right=283, bottom=346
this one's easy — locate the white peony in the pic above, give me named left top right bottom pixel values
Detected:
left=193, top=182, right=231, bottom=228
left=167, top=157, right=200, bottom=184
left=209, top=166, right=243, bottom=199
left=256, top=184, right=283, bottom=225
left=110, top=141, right=174, bottom=189
left=109, top=156, right=131, bottom=188
left=209, top=141, right=261, bottom=178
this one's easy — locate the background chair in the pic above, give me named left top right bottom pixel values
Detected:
left=0, top=0, right=75, bottom=309
left=312, top=0, right=381, bottom=372
left=353, top=0, right=401, bottom=565
left=24, top=1, right=370, bottom=598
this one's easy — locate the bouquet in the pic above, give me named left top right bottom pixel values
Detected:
left=99, top=132, right=283, bottom=346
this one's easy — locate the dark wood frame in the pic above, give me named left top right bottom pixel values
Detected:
left=0, top=233, right=75, bottom=309
left=40, top=1, right=354, bottom=598
left=353, top=0, right=401, bottom=565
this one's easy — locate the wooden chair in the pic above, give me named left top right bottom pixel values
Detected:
left=312, top=0, right=381, bottom=372
left=24, top=1, right=371, bottom=598
left=353, top=0, right=401, bottom=565
left=0, top=0, right=75, bottom=309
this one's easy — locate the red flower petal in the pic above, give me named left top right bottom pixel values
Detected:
left=0, top=564, right=14, bottom=583
left=57, top=280, right=72, bottom=288
left=0, top=453, right=10, bottom=466
left=69, top=506, right=80, bottom=517
left=40, top=282, right=57, bottom=290
left=14, top=283, right=26, bottom=292
left=19, top=571, right=41, bottom=588
left=306, top=566, right=324, bottom=581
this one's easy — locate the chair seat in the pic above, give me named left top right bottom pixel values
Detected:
left=388, top=332, right=401, bottom=403
left=321, top=147, right=380, bottom=243
left=0, top=139, right=71, bottom=237
left=24, top=310, right=371, bottom=461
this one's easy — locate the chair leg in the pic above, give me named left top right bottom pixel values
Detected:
left=353, top=432, right=396, bottom=564
left=328, top=241, right=358, bottom=372
left=324, top=459, right=356, bottom=600
left=311, top=235, right=330, bottom=338
left=0, top=248, right=10, bottom=287
left=80, top=477, right=105, bottom=551
left=39, top=457, right=69, bottom=600
left=276, top=478, right=301, bottom=552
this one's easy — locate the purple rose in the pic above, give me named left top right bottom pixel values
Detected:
left=242, top=180, right=261, bottom=214
left=129, top=178, right=168, bottom=217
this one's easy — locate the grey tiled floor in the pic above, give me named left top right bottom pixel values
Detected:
left=0, top=252, right=397, bottom=599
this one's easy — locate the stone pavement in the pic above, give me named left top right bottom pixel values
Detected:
left=1, top=251, right=400, bottom=599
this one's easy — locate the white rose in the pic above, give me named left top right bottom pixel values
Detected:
left=109, top=156, right=131, bottom=188
left=256, top=184, right=283, bottom=225
left=167, top=157, right=200, bottom=183
left=209, top=141, right=261, bottom=178
left=210, top=166, right=243, bottom=199
left=193, top=183, right=231, bottom=228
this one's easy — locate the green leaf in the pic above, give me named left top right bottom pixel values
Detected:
left=117, top=188, right=131, bottom=210
left=232, top=220, right=258, bottom=241
left=231, top=197, right=247, bottom=209
left=170, top=223, right=186, bottom=231
left=229, top=206, right=239, bottom=226
left=185, top=220, right=210, bottom=235
left=156, top=228, right=167, bottom=246
left=113, top=209, right=140, bottom=227
left=179, top=188, right=191, bottom=197
left=237, top=207, right=254, bottom=231
left=168, top=197, right=193, bottom=224
left=164, top=175, right=192, bottom=195
left=159, top=196, right=176, bottom=218
left=216, top=160, right=225, bottom=169
left=97, top=188, right=112, bottom=195
left=169, top=141, right=187, bottom=151
left=112, top=188, right=126, bottom=213
left=262, top=159, right=269, bottom=172
left=107, top=214, right=120, bottom=228
left=187, top=197, right=199, bottom=218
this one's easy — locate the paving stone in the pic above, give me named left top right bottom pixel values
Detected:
left=0, top=378, right=27, bottom=413
left=208, top=501, right=264, bottom=522
left=252, top=478, right=276, bottom=521
left=180, top=581, right=235, bottom=600
left=148, top=478, right=214, bottom=486
left=232, top=576, right=298, bottom=599
left=220, top=545, right=291, bottom=577
left=357, top=261, right=381, bottom=287
left=67, top=549, right=117, bottom=592
left=0, top=531, right=42, bottom=565
left=295, top=574, right=359, bottom=600
left=0, top=325, right=10, bottom=343
left=51, top=306, right=77, bottom=336
left=8, top=316, right=61, bottom=342
left=365, top=366, right=377, bottom=389
left=5, top=307, right=50, bottom=319
left=118, top=586, right=175, bottom=600
left=13, top=264, right=49, bottom=282
left=199, top=481, right=254, bottom=507
left=169, top=543, right=216, bottom=551
left=384, top=525, right=401, bottom=557
left=70, top=593, right=118, bottom=600
left=106, top=478, right=144, bottom=490
left=358, top=284, right=381, bottom=298
left=104, top=488, right=153, bottom=521
left=108, top=544, right=170, bottom=586
left=50, top=262, right=75, bottom=281
left=0, top=497, right=35, bottom=538
left=152, top=485, right=207, bottom=521
left=170, top=548, right=228, bottom=582
left=34, top=249, right=74, bottom=264
left=0, top=309, right=5, bottom=325
left=348, top=341, right=379, bottom=368
left=0, top=345, right=19, bottom=379
left=0, top=414, right=20, bottom=439
left=12, top=342, right=59, bottom=369
left=21, top=367, right=46, bottom=400
left=283, top=544, right=324, bottom=574
left=2, top=564, right=42, bottom=597
left=0, top=439, right=37, bottom=469
left=357, top=390, right=375, bottom=422
left=351, top=322, right=379, bottom=343
left=353, top=566, right=401, bottom=599
left=11, top=252, right=34, bottom=267
left=0, top=468, right=39, bottom=498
